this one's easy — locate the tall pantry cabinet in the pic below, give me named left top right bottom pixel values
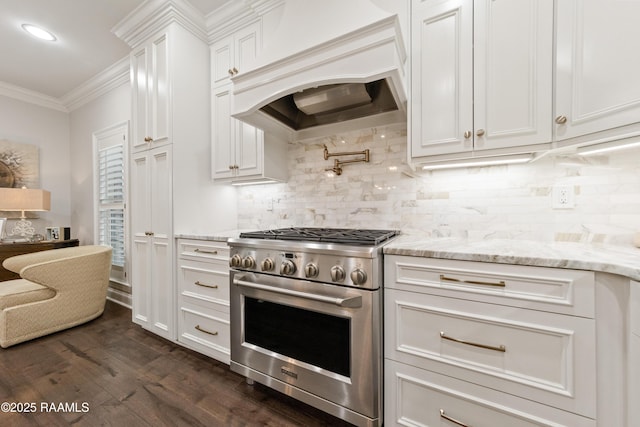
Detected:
left=114, top=2, right=213, bottom=341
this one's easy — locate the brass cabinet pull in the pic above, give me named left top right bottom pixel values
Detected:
left=194, top=280, right=218, bottom=289
left=440, top=274, right=506, bottom=287
left=144, top=136, right=153, bottom=142
left=440, top=409, right=469, bottom=427
left=194, top=248, right=218, bottom=255
left=440, top=331, right=506, bottom=353
left=476, top=129, right=485, bottom=137
left=232, top=67, right=238, bottom=74
left=228, top=68, right=234, bottom=76
left=555, top=115, right=568, bottom=124
left=463, top=130, right=472, bottom=139
left=195, top=325, right=218, bottom=336
left=144, top=231, right=154, bottom=236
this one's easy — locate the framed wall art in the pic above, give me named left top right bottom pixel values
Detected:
left=0, top=140, right=40, bottom=218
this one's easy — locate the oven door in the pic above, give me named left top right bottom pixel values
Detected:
left=230, top=270, right=381, bottom=422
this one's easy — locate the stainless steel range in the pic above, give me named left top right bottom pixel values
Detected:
left=228, top=227, right=399, bottom=427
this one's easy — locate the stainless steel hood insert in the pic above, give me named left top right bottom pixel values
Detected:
left=260, top=79, right=398, bottom=131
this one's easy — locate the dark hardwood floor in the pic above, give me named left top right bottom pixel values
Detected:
left=0, top=301, right=354, bottom=426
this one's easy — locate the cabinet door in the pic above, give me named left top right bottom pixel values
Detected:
left=236, top=120, right=263, bottom=178
left=211, top=35, right=234, bottom=87
left=150, top=34, right=170, bottom=147
left=130, top=152, right=151, bottom=327
left=211, top=85, right=235, bottom=179
left=131, top=46, right=150, bottom=151
left=555, top=0, right=640, bottom=141
left=411, top=0, right=473, bottom=158
left=148, top=146, right=174, bottom=340
left=131, top=33, right=171, bottom=151
left=233, top=22, right=260, bottom=75
left=474, top=0, right=552, bottom=151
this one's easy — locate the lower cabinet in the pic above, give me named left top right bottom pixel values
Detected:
left=176, top=238, right=231, bottom=363
left=630, top=280, right=640, bottom=426
left=386, top=360, right=594, bottom=427
left=384, top=255, right=597, bottom=426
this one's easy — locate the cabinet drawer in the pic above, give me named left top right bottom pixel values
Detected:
left=385, top=289, right=596, bottom=418
left=178, top=261, right=230, bottom=311
left=631, top=280, right=640, bottom=336
left=178, top=304, right=230, bottom=364
left=385, top=360, right=595, bottom=427
left=178, top=239, right=230, bottom=263
left=385, top=256, right=595, bottom=317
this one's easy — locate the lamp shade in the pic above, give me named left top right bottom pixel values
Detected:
left=0, top=188, right=51, bottom=211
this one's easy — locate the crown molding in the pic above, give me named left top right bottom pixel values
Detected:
left=61, top=56, right=130, bottom=112
left=0, top=56, right=130, bottom=113
left=206, top=0, right=284, bottom=43
left=0, top=82, right=67, bottom=112
left=112, top=0, right=207, bottom=48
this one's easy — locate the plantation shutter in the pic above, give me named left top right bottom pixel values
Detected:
left=98, top=144, right=125, bottom=267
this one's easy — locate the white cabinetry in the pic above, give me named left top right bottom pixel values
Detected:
left=555, top=0, right=640, bottom=145
left=131, top=32, right=170, bottom=152
left=410, top=0, right=552, bottom=161
left=384, top=256, right=596, bottom=426
left=177, top=239, right=231, bottom=363
left=630, top=280, right=640, bottom=427
left=131, top=146, right=173, bottom=340
left=211, top=22, right=287, bottom=183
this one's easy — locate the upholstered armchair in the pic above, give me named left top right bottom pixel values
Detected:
left=0, top=245, right=112, bottom=348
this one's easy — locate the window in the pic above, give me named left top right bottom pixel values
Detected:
left=94, top=123, right=128, bottom=283
left=98, top=144, right=125, bottom=267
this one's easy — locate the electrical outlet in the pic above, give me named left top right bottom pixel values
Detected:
left=552, top=185, right=575, bottom=209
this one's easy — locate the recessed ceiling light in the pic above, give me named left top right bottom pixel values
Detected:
left=22, top=24, right=57, bottom=41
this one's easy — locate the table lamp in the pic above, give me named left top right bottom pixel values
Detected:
left=0, top=187, right=51, bottom=239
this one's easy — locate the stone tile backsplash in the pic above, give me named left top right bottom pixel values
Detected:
left=237, top=123, right=640, bottom=245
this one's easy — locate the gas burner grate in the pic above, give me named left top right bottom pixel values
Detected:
left=239, top=227, right=399, bottom=246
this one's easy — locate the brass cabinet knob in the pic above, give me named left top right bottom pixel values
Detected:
left=555, top=115, right=568, bottom=124
left=476, top=129, right=485, bottom=137
left=463, top=131, right=472, bottom=139
left=144, top=136, right=153, bottom=142
left=228, top=68, right=234, bottom=76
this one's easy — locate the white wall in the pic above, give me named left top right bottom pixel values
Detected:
left=0, top=95, right=70, bottom=235
left=68, top=83, right=131, bottom=245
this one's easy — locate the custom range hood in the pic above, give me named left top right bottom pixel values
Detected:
left=231, top=0, right=407, bottom=142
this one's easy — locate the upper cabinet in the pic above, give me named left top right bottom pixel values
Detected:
left=410, top=0, right=553, bottom=161
left=555, top=0, right=640, bottom=145
left=131, top=32, right=171, bottom=152
left=210, top=20, right=288, bottom=184
left=211, top=23, right=261, bottom=87
left=410, top=0, right=640, bottom=168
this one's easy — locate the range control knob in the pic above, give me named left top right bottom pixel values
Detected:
left=350, top=268, right=368, bottom=286
left=242, top=256, right=256, bottom=269
left=281, top=260, right=297, bottom=275
left=229, top=254, right=242, bottom=268
left=304, top=263, right=319, bottom=278
left=330, top=265, right=346, bottom=282
left=261, top=258, right=275, bottom=271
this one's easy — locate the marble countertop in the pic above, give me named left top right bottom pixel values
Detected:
left=175, top=230, right=640, bottom=281
left=174, top=229, right=247, bottom=242
left=384, top=235, right=640, bottom=281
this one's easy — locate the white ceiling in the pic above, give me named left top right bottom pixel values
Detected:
left=0, top=0, right=228, bottom=99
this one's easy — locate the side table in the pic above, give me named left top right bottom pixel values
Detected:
left=0, top=239, right=80, bottom=281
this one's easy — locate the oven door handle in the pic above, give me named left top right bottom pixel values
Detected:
left=233, top=277, right=362, bottom=308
